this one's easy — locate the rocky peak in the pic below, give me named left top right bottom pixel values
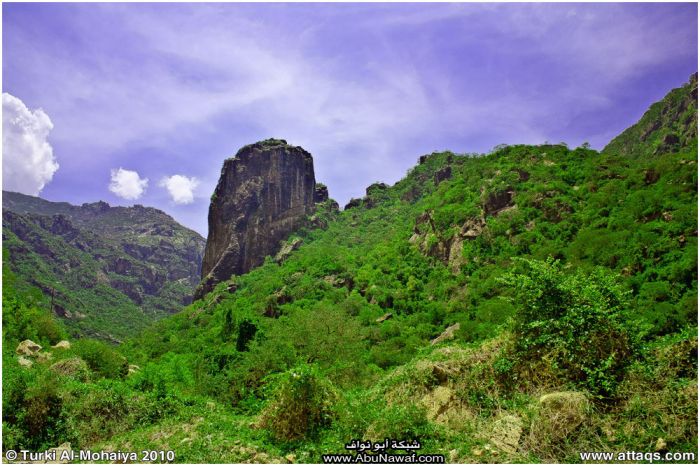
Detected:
left=195, top=139, right=318, bottom=299
left=81, top=200, right=110, bottom=214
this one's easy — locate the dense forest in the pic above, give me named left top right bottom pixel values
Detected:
left=2, top=74, right=697, bottom=463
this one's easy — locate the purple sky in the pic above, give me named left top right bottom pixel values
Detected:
left=3, top=2, right=697, bottom=235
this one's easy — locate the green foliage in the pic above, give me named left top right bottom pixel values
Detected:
left=2, top=77, right=697, bottom=462
left=259, top=364, right=337, bottom=441
left=2, top=191, right=205, bottom=342
left=501, top=258, right=636, bottom=396
left=236, top=318, right=257, bottom=351
left=72, top=340, right=129, bottom=380
left=2, top=262, right=67, bottom=347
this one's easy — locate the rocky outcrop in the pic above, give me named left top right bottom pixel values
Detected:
left=195, top=139, right=317, bottom=299
left=18, top=356, right=33, bottom=368
left=409, top=211, right=482, bottom=273
left=434, top=166, right=452, bottom=185
left=274, top=237, right=303, bottom=264
left=51, top=340, right=71, bottom=350
left=431, top=323, right=461, bottom=345
left=483, top=187, right=515, bottom=216
left=314, top=184, right=329, bottom=203
left=344, top=198, right=363, bottom=210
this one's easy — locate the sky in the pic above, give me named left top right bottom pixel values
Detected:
left=2, top=2, right=697, bottom=236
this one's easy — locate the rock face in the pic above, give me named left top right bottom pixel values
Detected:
left=195, top=139, right=317, bottom=299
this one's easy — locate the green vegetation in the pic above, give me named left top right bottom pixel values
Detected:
left=2, top=192, right=205, bottom=341
left=2, top=76, right=697, bottom=462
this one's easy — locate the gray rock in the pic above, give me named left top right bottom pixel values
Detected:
left=431, top=323, right=460, bottom=345
left=195, top=139, right=317, bottom=299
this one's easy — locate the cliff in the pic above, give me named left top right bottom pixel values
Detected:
left=194, top=139, right=317, bottom=299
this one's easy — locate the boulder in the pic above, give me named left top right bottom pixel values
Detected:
left=16, top=339, right=42, bottom=356
left=18, top=356, right=33, bottom=368
left=422, top=386, right=461, bottom=423
left=459, top=217, right=485, bottom=239
left=431, top=323, right=460, bottom=345
left=489, top=415, right=523, bottom=454
left=484, top=187, right=515, bottom=216
left=447, top=238, right=465, bottom=273
left=376, top=313, right=393, bottom=323
left=52, top=340, right=71, bottom=350
left=536, top=391, right=589, bottom=439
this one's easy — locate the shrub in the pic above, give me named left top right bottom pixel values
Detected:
left=259, top=363, right=337, bottom=441
left=72, top=340, right=129, bottom=379
left=236, top=318, right=257, bottom=352
left=500, top=258, right=636, bottom=397
left=364, top=404, right=433, bottom=441
left=19, top=372, right=67, bottom=450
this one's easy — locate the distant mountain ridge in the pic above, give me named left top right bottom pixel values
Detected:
left=2, top=191, right=205, bottom=341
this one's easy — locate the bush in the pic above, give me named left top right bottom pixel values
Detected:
left=364, top=403, right=433, bottom=441
left=259, top=364, right=337, bottom=441
left=72, top=340, right=129, bottom=379
left=500, top=258, right=636, bottom=397
left=18, top=372, right=67, bottom=450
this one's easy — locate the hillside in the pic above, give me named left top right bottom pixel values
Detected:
left=603, top=73, right=697, bottom=157
left=2, top=74, right=697, bottom=463
left=2, top=192, right=205, bottom=341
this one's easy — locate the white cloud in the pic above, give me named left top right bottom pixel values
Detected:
left=159, top=174, right=199, bottom=204
left=109, top=167, right=148, bottom=200
left=2, top=93, right=59, bottom=195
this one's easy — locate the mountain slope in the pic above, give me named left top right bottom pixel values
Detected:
left=2, top=75, right=697, bottom=462
left=603, top=72, right=697, bottom=157
left=2, top=192, right=205, bottom=341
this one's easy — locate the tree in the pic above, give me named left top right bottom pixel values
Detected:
left=500, top=258, right=636, bottom=397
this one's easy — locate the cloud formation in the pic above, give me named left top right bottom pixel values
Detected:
left=2, top=93, right=59, bottom=195
left=109, top=168, right=148, bottom=200
left=159, top=175, right=199, bottom=204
